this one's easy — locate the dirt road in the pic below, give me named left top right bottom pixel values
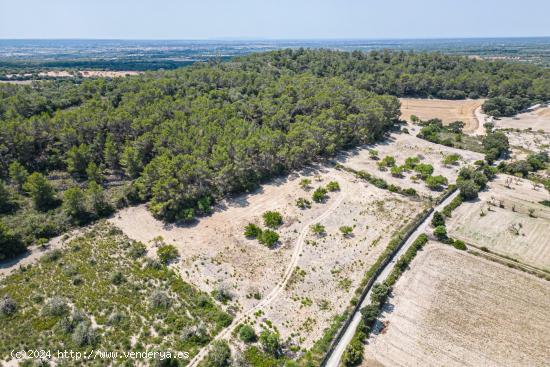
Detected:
left=187, top=185, right=348, bottom=366
left=324, top=190, right=460, bottom=367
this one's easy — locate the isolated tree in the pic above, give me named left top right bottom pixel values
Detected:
left=310, top=223, right=326, bottom=236
left=23, top=172, right=57, bottom=211
left=312, top=187, right=328, bottom=203
left=263, top=211, right=283, bottom=228
left=238, top=325, right=257, bottom=343
left=8, top=161, right=28, bottom=191
left=244, top=223, right=262, bottom=238
left=431, top=211, right=445, bottom=227
left=258, top=230, right=279, bottom=248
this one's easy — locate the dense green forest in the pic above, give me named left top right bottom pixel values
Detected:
left=1, top=49, right=549, bottom=259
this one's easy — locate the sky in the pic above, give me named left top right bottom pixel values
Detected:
left=1, top=0, right=549, bottom=39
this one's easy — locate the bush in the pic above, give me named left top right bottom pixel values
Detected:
left=128, top=241, right=147, bottom=259
left=42, top=297, right=69, bottom=316
left=377, top=155, right=396, bottom=170
left=326, top=181, right=340, bottom=191
left=262, top=211, right=283, bottom=228
left=431, top=211, right=445, bottom=227
left=0, top=221, right=26, bottom=261
left=72, top=322, right=98, bottom=347
left=244, top=223, right=262, bottom=238
left=258, top=230, right=279, bottom=248
left=157, top=244, right=179, bottom=264
left=434, top=225, right=448, bottom=241
left=414, top=163, right=434, bottom=179
left=110, top=271, right=125, bottom=285
left=299, top=178, right=312, bottom=190
left=312, top=187, right=328, bottom=203
left=425, top=175, right=448, bottom=190
left=342, top=339, right=363, bottom=366
left=295, top=197, right=311, bottom=209
left=457, top=179, right=480, bottom=200
left=23, top=172, right=57, bottom=211
left=204, top=340, right=232, bottom=367
left=0, top=295, right=17, bottom=316
left=149, top=290, right=171, bottom=309
left=453, top=239, right=467, bottom=251
left=442, top=153, right=461, bottom=166
left=310, top=223, right=326, bottom=236
left=259, top=330, right=281, bottom=357
left=339, top=226, right=354, bottom=237
left=239, top=324, right=257, bottom=343
left=390, top=165, right=404, bottom=178
left=402, top=187, right=417, bottom=197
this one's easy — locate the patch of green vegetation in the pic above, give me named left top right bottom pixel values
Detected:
left=0, top=222, right=231, bottom=361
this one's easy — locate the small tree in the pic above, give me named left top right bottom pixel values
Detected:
left=63, top=186, right=87, bottom=220
left=390, top=165, right=404, bottom=178
left=8, top=161, right=28, bottom=191
left=339, top=226, right=354, bottom=237
left=259, top=230, right=279, bottom=248
left=157, top=244, right=179, bottom=264
left=431, top=211, right=445, bottom=227
left=238, top=324, right=257, bottom=343
left=434, top=225, right=447, bottom=241
left=458, top=179, right=480, bottom=200
left=263, top=211, right=283, bottom=228
left=244, top=223, right=262, bottom=238
left=310, top=223, right=326, bottom=236
left=204, top=340, right=231, bottom=367
left=259, top=330, right=281, bottom=357
left=23, top=172, right=57, bottom=211
left=85, top=162, right=103, bottom=184
left=453, top=240, right=467, bottom=251
left=0, top=181, right=16, bottom=214
left=414, top=163, right=434, bottom=180
left=312, top=187, right=328, bottom=203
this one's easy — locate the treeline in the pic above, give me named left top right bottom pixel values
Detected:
left=239, top=49, right=550, bottom=116
left=0, top=59, right=400, bottom=241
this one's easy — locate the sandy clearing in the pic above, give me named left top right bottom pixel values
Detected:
left=503, top=129, right=550, bottom=160
left=447, top=174, right=550, bottom=271
left=338, top=131, right=484, bottom=196
left=495, top=107, right=550, bottom=133
left=109, top=161, right=426, bottom=354
left=362, top=243, right=550, bottom=367
left=38, top=70, right=142, bottom=78
left=400, top=98, right=485, bottom=133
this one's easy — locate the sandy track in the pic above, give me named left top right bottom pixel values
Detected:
left=495, top=107, right=550, bottom=132
left=187, top=187, right=347, bottom=366
left=362, top=244, right=550, bottom=367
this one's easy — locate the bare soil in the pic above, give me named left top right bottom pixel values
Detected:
left=400, top=98, right=485, bottom=133
left=447, top=174, right=550, bottom=271
left=495, top=107, right=550, bottom=132
left=362, top=243, right=550, bottom=367
left=109, top=162, right=426, bottom=349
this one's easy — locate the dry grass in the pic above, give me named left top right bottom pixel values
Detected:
left=400, top=98, right=484, bottom=132
left=447, top=175, right=550, bottom=271
left=362, top=243, right=550, bottom=367
left=495, top=107, right=550, bottom=133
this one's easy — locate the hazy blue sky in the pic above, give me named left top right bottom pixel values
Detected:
left=1, top=0, right=549, bottom=39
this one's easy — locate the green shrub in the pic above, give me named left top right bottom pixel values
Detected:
left=299, top=178, right=312, bottom=190
left=149, top=290, right=171, bottom=309
left=258, top=230, right=279, bottom=248
left=262, top=211, right=283, bottom=228
left=238, top=324, right=257, bottom=343
left=434, top=225, right=448, bottom=241
left=453, top=239, right=467, bottom=251
left=390, top=165, right=404, bottom=178
left=244, top=223, right=262, bottom=238
left=295, top=197, right=311, bottom=209
left=157, top=244, right=179, bottom=264
left=425, top=175, right=448, bottom=190
left=204, top=340, right=231, bottom=367
left=339, top=226, right=354, bottom=237
left=312, top=187, right=328, bottom=203
left=431, top=211, right=445, bottom=227
left=310, top=223, right=326, bottom=236
left=259, top=330, right=281, bottom=357
left=0, top=295, right=17, bottom=316
left=326, top=181, right=340, bottom=191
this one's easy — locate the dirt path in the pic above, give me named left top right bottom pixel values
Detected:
left=187, top=187, right=347, bottom=366
left=324, top=190, right=460, bottom=367
left=473, top=106, right=491, bottom=136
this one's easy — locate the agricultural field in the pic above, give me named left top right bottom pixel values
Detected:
left=338, top=130, right=484, bottom=197
left=400, top=98, right=484, bottom=133
left=0, top=223, right=231, bottom=365
left=447, top=174, right=550, bottom=271
left=361, top=243, right=550, bottom=367
left=494, top=107, right=550, bottom=133
left=109, top=161, right=427, bottom=350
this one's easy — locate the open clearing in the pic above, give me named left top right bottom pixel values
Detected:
left=110, top=160, right=426, bottom=349
left=338, top=131, right=484, bottom=197
left=447, top=174, right=550, bottom=271
left=361, top=243, right=550, bottom=367
left=400, top=98, right=484, bottom=133
left=494, top=107, right=550, bottom=132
